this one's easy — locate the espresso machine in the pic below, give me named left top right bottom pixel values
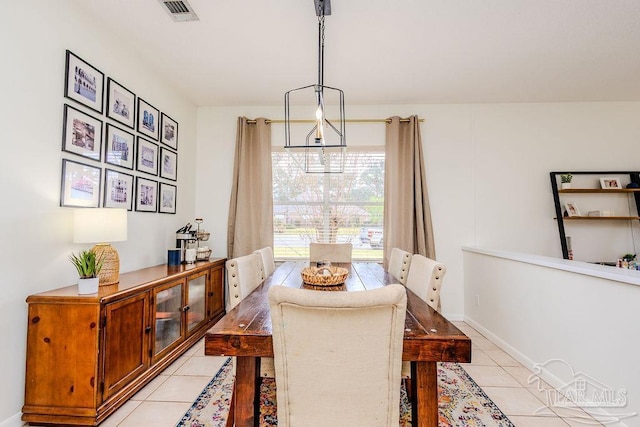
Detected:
left=175, top=223, right=197, bottom=263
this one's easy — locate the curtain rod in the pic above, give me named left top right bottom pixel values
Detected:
left=246, top=118, right=425, bottom=125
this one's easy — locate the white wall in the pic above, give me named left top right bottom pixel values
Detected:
left=464, top=249, right=640, bottom=426
left=1, top=2, right=198, bottom=424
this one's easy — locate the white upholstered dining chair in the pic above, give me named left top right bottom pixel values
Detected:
left=253, top=246, right=276, bottom=281
left=405, top=254, right=447, bottom=312
left=225, top=253, right=275, bottom=378
left=387, top=247, right=412, bottom=285
left=225, top=253, right=263, bottom=311
left=401, top=254, right=447, bottom=390
left=309, top=242, right=353, bottom=263
left=268, top=284, right=407, bottom=427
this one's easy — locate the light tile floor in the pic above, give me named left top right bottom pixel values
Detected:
left=25, top=322, right=603, bottom=426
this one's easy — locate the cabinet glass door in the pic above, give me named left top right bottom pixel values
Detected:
left=186, top=271, right=207, bottom=334
left=154, top=281, right=183, bottom=357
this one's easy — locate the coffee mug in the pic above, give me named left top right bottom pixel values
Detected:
left=185, top=248, right=197, bottom=264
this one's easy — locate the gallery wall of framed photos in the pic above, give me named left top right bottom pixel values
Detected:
left=60, top=49, right=179, bottom=214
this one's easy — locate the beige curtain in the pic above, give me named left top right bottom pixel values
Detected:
left=227, top=117, right=274, bottom=258
left=383, top=115, right=435, bottom=267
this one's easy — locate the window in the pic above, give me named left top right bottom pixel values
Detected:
left=272, top=148, right=385, bottom=261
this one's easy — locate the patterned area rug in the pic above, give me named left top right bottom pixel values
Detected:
left=176, top=358, right=513, bottom=427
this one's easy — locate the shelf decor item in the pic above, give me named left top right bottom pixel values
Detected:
left=73, top=208, right=128, bottom=286
left=564, top=202, right=580, bottom=217
left=69, top=250, right=103, bottom=294
left=600, top=177, right=622, bottom=189
left=560, top=173, right=572, bottom=189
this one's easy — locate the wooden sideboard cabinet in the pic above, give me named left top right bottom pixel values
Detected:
left=22, top=259, right=226, bottom=426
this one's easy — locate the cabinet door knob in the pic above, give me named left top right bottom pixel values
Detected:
left=183, top=305, right=190, bottom=312
left=145, top=326, right=151, bottom=334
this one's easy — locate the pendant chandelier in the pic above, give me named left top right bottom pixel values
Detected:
left=284, top=0, right=346, bottom=174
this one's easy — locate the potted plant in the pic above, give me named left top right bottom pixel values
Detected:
left=69, top=250, right=103, bottom=294
left=560, top=174, right=573, bottom=189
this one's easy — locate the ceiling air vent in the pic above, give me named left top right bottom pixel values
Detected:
left=158, top=0, right=200, bottom=22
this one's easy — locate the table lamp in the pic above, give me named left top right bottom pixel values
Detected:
left=73, top=208, right=128, bottom=286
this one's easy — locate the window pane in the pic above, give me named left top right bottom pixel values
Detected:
left=272, top=149, right=384, bottom=261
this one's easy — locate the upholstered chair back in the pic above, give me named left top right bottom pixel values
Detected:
left=225, top=253, right=263, bottom=312
left=309, top=242, right=353, bottom=263
left=268, top=284, right=407, bottom=427
left=253, top=246, right=276, bottom=281
left=405, top=254, right=447, bottom=312
left=388, top=247, right=412, bottom=284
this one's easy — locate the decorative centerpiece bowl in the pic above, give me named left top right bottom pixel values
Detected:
left=301, top=266, right=349, bottom=286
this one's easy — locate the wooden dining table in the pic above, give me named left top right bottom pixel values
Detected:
left=204, top=261, right=472, bottom=427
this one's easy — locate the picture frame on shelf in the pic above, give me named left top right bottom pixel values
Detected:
left=104, top=168, right=134, bottom=210
left=599, top=177, right=622, bottom=189
left=136, top=137, right=159, bottom=176
left=160, top=113, right=178, bottom=150
left=64, top=50, right=104, bottom=114
left=135, top=176, right=158, bottom=212
left=106, top=78, right=135, bottom=129
left=137, top=98, right=159, bottom=140
left=105, top=123, right=135, bottom=169
left=159, top=182, right=177, bottom=214
left=159, top=147, right=177, bottom=181
left=564, top=202, right=581, bottom=217
left=62, top=104, right=103, bottom=162
left=60, top=158, right=101, bottom=208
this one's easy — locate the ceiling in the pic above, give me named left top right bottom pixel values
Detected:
left=77, top=0, right=640, bottom=107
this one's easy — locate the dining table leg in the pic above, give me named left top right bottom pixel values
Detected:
left=234, top=356, right=259, bottom=427
left=411, top=361, right=438, bottom=427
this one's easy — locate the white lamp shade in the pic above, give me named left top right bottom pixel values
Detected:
left=73, top=208, right=128, bottom=243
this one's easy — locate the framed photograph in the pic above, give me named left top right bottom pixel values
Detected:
left=104, top=169, right=134, bottom=210
left=136, top=137, right=159, bottom=176
left=160, top=147, right=178, bottom=181
left=137, top=98, right=159, bottom=140
left=600, top=177, right=622, bottom=189
left=60, top=159, right=101, bottom=208
left=105, top=123, right=135, bottom=169
left=62, top=104, right=103, bottom=162
left=161, top=113, right=178, bottom=150
left=135, top=176, right=158, bottom=212
left=64, top=50, right=104, bottom=114
left=159, top=182, right=177, bottom=214
left=565, top=202, right=581, bottom=217
left=106, top=78, right=136, bottom=128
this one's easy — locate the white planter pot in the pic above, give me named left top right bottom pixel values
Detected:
left=561, top=183, right=572, bottom=189
left=78, top=277, right=99, bottom=295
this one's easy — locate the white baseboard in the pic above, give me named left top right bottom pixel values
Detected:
left=0, top=413, right=23, bottom=427
left=463, top=316, right=631, bottom=427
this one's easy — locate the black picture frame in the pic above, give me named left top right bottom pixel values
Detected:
left=135, top=176, right=158, bottom=212
left=136, top=136, right=159, bottom=176
left=60, top=158, right=102, bottom=208
left=105, top=123, right=135, bottom=170
left=159, top=182, right=177, bottom=214
left=137, top=98, right=159, bottom=140
left=106, top=78, right=136, bottom=129
left=159, top=147, right=178, bottom=181
left=62, top=104, right=103, bottom=162
left=64, top=50, right=104, bottom=114
left=104, top=169, right=134, bottom=211
left=161, top=113, right=178, bottom=150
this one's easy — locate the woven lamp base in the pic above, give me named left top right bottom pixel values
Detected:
left=92, top=243, right=120, bottom=286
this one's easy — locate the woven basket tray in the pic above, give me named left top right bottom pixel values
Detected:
left=301, top=266, right=349, bottom=286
